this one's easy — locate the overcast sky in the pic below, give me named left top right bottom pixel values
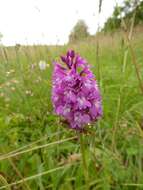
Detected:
left=0, top=0, right=124, bottom=46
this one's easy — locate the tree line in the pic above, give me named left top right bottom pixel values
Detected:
left=102, top=0, right=143, bottom=32
left=68, top=0, right=143, bottom=43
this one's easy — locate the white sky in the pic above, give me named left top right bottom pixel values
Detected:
left=0, top=0, right=123, bottom=46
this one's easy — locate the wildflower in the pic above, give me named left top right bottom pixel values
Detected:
left=25, top=90, right=33, bottom=96
left=6, top=69, right=15, bottom=77
left=6, top=71, right=11, bottom=77
left=52, top=50, right=102, bottom=131
left=39, top=60, right=47, bottom=70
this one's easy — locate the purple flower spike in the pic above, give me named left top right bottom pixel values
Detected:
left=52, top=50, right=102, bottom=131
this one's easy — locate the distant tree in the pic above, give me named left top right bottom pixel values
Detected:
left=69, top=20, right=90, bottom=43
left=102, top=0, right=143, bottom=32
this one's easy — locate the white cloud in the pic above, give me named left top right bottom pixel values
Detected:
left=0, top=0, right=123, bottom=46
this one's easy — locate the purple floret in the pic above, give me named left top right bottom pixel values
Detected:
left=52, top=50, right=102, bottom=130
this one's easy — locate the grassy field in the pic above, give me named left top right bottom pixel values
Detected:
left=0, top=28, right=143, bottom=190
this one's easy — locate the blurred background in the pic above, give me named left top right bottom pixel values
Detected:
left=0, top=0, right=124, bottom=45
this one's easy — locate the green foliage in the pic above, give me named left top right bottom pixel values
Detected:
left=103, top=0, right=143, bottom=32
left=69, top=20, right=90, bottom=43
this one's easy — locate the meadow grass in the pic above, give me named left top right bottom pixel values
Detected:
left=0, top=27, right=143, bottom=189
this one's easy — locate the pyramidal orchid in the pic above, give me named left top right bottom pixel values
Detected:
left=52, top=50, right=102, bottom=131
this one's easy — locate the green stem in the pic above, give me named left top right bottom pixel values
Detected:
left=79, top=133, right=90, bottom=190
